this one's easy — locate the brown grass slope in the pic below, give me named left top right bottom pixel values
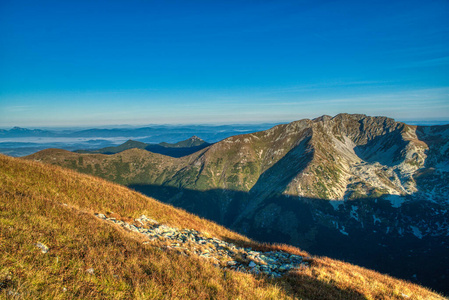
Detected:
left=0, top=154, right=445, bottom=299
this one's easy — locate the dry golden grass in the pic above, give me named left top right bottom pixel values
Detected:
left=0, top=154, right=445, bottom=299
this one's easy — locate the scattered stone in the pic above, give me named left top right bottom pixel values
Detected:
left=86, top=268, right=95, bottom=275
left=96, top=213, right=309, bottom=277
left=136, top=215, right=158, bottom=224
left=35, top=242, right=49, bottom=253
left=0, top=275, right=12, bottom=290
left=7, top=290, right=20, bottom=297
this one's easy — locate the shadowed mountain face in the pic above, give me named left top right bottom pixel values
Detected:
left=26, top=113, right=449, bottom=294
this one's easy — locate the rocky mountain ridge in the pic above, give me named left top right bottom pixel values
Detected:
left=33, top=113, right=448, bottom=207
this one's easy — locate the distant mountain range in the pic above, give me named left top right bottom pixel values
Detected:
left=0, top=124, right=277, bottom=157
left=0, top=126, right=55, bottom=137
left=26, top=113, right=449, bottom=294
left=0, top=124, right=278, bottom=140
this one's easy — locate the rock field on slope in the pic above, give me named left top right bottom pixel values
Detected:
left=95, top=213, right=309, bottom=277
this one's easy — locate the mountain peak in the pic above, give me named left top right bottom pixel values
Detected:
left=312, top=114, right=332, bottom=122
left=11, top=126, right=28, bottom=131
left=333, top=113, right=368, bottom=119
left=189, top=135, right=203, bottom=141
left=159, top=136, right=209, bottom=148
left=123, top=139, right=147, bottom=146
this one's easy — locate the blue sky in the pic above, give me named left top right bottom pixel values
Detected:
left=0, top=0, right=448, bottom=127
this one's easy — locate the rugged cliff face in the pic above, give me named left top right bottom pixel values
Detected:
left=286, top=114, right=429, bottom=200
left=26, top=114, right=449, bottom=293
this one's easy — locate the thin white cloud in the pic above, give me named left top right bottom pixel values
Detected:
left=2, top=105, right=35, bottom=112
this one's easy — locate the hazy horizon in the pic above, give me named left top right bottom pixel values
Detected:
left=1, top=115, right=449, bottom=131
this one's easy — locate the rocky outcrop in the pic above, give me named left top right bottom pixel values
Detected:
left=95, top=213, right=309, bottom=277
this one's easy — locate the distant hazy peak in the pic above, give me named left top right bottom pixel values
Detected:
left=159, top=136, right=208, bottom=148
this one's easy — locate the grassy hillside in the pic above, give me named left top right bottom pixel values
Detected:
left=0, top=154, right=445, bottom=299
